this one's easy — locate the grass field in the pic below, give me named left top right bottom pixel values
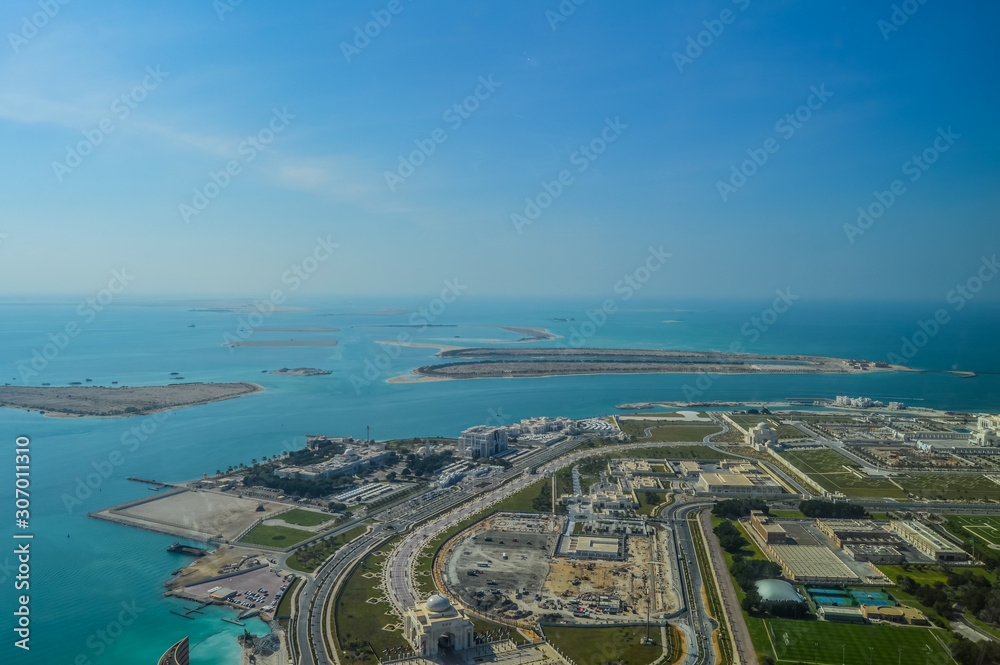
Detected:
left=617, top=420, right=722, bottom=442
left=896, top=476, right=1000, bottom=502
left=544, top=625, right=662, bottom=665
left=762, top=618, right=950, bottom=665
left=277, top=508, right=336, bottom=527
left=238, top=523, right=314, bottom=548
left=778, top=448, right=907, bottom=498
left=951, top=514, right=1000, bottom=546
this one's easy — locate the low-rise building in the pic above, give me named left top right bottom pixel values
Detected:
left=843, top=544, right=904, bottom=564
left=696, top=463, right=783, bottom=496
left=860, top=604, right=928, bottom=625
left=275, top=445, right=391, bottom=480
left=749, top=510, right=787, bottom=544
left=766, top=545, right=859, bottom=583
left=891, top=520, right=967, bottom=562
left=815, top=519, right=897, bottom=548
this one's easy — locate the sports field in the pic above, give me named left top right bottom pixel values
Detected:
left=763, top=618, right=950, bottom=665
left=778, top=448, right=906, bottom=498
left=950, top=514, right=1000, bottom=546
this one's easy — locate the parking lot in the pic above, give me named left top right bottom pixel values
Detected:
left=183, top=565, right=293, bottom=615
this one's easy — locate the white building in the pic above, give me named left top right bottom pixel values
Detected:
left=274, top=446, right=390, bottom=480
left=747, top=422, right=779, bottom=447
left=458, top=426, right=509, bottom=458
left=974, top=415, right=1000, bottom=447
left=403, top=595, right=474, bottom=656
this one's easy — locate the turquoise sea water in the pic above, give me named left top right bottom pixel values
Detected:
left=1, top=296, right=998, bottom=664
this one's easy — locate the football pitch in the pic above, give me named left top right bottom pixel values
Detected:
left=763, top=619, right=951, bottom=665
left=951, top=514, right=1000, bottom=546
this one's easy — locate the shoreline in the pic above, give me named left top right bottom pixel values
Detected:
left=0, top=382, right=264, bottom=418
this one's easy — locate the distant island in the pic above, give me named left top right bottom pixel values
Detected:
left=396, top=347, right=908, bottom=381
left=250, top=327, right=339, bottom=332
left=224, top=340, right=339, bottom=347
left=269, top=367, right=332, bottom=376
left=0, top=382, right=264, bottom=418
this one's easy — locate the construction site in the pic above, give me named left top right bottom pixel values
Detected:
left=439, top=512, right=678, bottom=628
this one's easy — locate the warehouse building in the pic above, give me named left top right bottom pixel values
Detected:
left=815, top=519, right=897, bottom=548
left=766, top=545, right=860, bottom=583
left=749, top=510, right=787, bottom=544
left=890, top=520, right=968, bottom=562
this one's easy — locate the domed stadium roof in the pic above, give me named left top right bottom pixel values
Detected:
left=426, top=594, right=452, bottom=613
left=755, top=579, right=803, bottom=603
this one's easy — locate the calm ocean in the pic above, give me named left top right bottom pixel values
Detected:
left=1, top=296, right=998, bottom=664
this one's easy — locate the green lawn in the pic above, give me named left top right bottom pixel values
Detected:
left=617, top=420, right=722, bottom=442
left=635, top=491, right=668, bottom=516
left=544, top=625, right=662, bottom=665
left=897, top=475, right=1000, bottom=502
left=778, top=448, right=907, bottom=498
left=768, top=509, right=807, bottom=519
left=277, top=508, right=336, bottom=527
left=334, top=540, right=407, bottom=665
left=275, top=576, right=300, bottom=621
left=287, top=525, right=368, bottom=573
left=947, top=514, right=1000, bottom=544
left=238, top=523, right=313, bottom=548
left=762, top=618, right=950, bottom=665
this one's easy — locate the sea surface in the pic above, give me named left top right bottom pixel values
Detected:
left=1, top=296, right=998, bottom=664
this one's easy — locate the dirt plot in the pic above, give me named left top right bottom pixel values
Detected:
left=444, top=516, right=676, bottom=626
left=115, top=490, right=286, bottom=540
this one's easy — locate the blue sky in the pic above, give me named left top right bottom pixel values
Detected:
left=0, top=0, right=997, bottom=301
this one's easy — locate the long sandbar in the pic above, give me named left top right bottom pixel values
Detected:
left=0, top=382, right=264, bottom=418
left=403, top=348, right=909, bottom=381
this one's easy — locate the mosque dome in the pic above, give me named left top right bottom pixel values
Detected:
left=426, top=594, right=452, bottom=613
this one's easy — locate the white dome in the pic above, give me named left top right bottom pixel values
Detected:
left=757, top=422, right=771, bottom=429
left=425, top=594, right=451, bottom=613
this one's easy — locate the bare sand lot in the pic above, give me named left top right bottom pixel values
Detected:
left=224, top=340, right=339, bottom=347
left=0, top=382, right=263, bottom=418
left=96, top=489, right=286, bottom=541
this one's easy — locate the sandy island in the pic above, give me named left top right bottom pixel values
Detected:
left=395, top=348, right=911, bottom=381
left=0, top=382, right=264, bottom=418
left=250, top=327, right=339, bottom=332
left=224, top=340, right=339, bottom=347
left=359, top=324, right=561, bottom=342
left=269, top=367, right=332, bottom=376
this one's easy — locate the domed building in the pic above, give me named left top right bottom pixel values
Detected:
left=403, top=594, right=474, bottom=656
left=754, top=579, right=804, bottom=604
